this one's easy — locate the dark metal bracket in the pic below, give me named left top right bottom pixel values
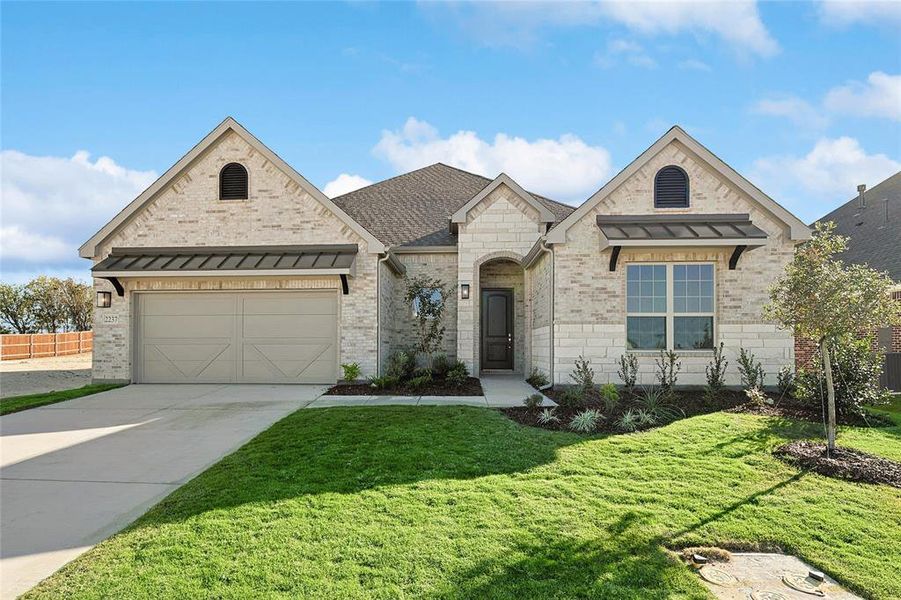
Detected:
left=340, top=274, right=349, bottom=295
left=103, top=277, right=125, bottom=297
left=729, top=245, right=747, bottom=270
left=609, top=246, right=622, bottom=272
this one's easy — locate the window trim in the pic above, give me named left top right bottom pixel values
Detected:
left=625, top=261, right=716, bottom=352
left=219, top=162, right=249, bottom=201
left=653, top=165, right=690, bottom=209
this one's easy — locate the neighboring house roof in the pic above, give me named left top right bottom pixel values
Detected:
left=79, top=117, right=386, bottom=258
left=815, top=171, right=901, bottom=282
left=545, top=126, right=811, bottom=244
left=332, top=163, right=575, bottom=247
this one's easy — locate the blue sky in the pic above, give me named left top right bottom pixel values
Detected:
left=1, top=1, right=899, bottom=283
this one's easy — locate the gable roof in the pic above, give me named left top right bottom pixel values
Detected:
left=332, top=163, right=574, bottom=247
left=451, top=173, right=556, bottom=226
left=545, top=126, right=811, bottom=244
left=815, top=171, right=900, bottom=282
left=79, top=117, right=385, bottom=258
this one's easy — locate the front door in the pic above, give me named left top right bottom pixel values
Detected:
left=481, top=288, right=513, bottom=370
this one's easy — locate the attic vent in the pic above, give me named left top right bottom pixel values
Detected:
left=654, top=166, right=689, bottom=208
left=220, top=163, right=248, bottom=200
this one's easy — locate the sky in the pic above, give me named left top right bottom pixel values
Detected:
left=1, top=0, right=899, bottom=284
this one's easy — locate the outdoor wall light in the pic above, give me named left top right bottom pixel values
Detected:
left=96, top=291, right=112, bottom=308
left=461, top=284, right=470, bottom=300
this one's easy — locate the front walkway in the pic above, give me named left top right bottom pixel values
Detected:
left=307, top=375, right=555, bottom=409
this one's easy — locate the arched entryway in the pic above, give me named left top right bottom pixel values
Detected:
left=477, top=256, right=525, bottom=374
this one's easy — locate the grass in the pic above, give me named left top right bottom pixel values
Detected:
left=24, top=407, right=901, bottom=600
left=0, top=383, right=124, bottom=415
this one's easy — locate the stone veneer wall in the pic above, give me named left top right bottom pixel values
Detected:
left=551, top=140, right=797, bottom=386
left=455, top=184, right=544, bottom=374
left=378, top=260, right=400, bottom=376
left=91, top=130, right=379, bottom=382
left=392, top=252, right=459, bottom=363
left=526, top=249, right=552, bottom=379
left=480, top=259, right=526, bottom=373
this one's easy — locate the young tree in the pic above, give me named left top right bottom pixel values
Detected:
left=27, top=276, right=68, bottom=332
left=403, top=275, right=449, bottom=369
left=60, top=278, right=93, bottom=331
left=0, top=283, right=37, bottom=333
left=764, top=222, right=901, bottom=453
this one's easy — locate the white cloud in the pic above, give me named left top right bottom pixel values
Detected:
left=594, top=39, right=657, bottom=69
left=373, top=117, right=611, bottom=202
left=823, top=71, right=901, bottom=121
left=751, top=95, right=830, bottom=129
left=752, top=137, right=901, bottom=221
left=323, top=173, right=373, bottom=198
left=818, top=0, right=901, bottom=26
left=0, top=150, right=157, bottom=279
left=430, top=1, right=778, bottom=57
left=677, top=59, right=712, bottom=72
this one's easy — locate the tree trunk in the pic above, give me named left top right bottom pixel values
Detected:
left=821, top=337, right=837, bottom=454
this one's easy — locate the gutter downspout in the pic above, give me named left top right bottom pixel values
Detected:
left=376, top=250, right=392, bottom=376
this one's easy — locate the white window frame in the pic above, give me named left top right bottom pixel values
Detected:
left=625, top=262, right=716, bottom=352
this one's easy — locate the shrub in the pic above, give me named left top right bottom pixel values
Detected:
left=599, top=383, right=619, bottom=414
left=537, top=408, right=560, bottom=425
left=794, top=335, right=891, bottom=417
left=432, top=354, right=450, bottom=378
left=341, top=362, right=361, bottom=382
left=737, top=347, right=765, bottom=390
left=776, top=366, right=795, bottom=400
left=407, top=372, right=432, bottom=390
left=654, top=350, right=681, bottom=393
left=570, top=355, right=595, bottom=393
left=368, top=375, right=399, bottom=390
left=446, top=361, right=469, bottom=388
left=617, top=353, right=639, bottom=392
left=386, top=350, right=415, bottom=382
left=616, top=408, right=641, bottom=432
left=704, top=342, right=728, bottom=400
left=569, top=409, right=603, bottom=433
left=557, top=386, right=585, bottom=408
left=404, top=275, right=450, bottom=368
left=745, top=386, right=769, bottom=406
left=526, top=367, right=550, bottom=389
left=523, top=393, right=544, bottom=409
left=635, top=408, right=657, bottom=428
left=636, top=386, right=683, bottom=423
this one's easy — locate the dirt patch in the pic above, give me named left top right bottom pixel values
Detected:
left=501, top=388, right=748, bottom=434
left=0, top=353, right=92, bottom=398
left=728, top=400, right=891, bottom=427
left=326, top=377, right=483, bottom=397
left=774, top=440, right=901, bottom=488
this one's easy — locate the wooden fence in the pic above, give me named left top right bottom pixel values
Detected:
left=881, top=353, right=901, bottom=393
left=0, top=331, right=93, bottom=361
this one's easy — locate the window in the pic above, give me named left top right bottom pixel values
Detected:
left=654, top=165, right=689, bottom=208
left=412, top=288, right=444, bottom=318
left=220, top=163, right=248, bottom=200
left=626, top=263, right=715, bottom=351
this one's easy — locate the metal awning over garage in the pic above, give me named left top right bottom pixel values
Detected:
left=595, top=214, right=769, bottom=271
left=92, top=244, right=361, bottom=295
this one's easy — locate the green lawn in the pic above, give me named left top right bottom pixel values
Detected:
left=25, top=407, right=901, bottom=600
left=0, top=383, right=124, bottom=415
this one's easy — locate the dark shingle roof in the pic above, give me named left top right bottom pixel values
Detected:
left=815, top=171, right=901, bottom=282
left=332, top=163, right=575, bottom=247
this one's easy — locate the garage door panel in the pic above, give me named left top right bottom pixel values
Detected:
left=143, top=315, right=234, bottom=339
left=137, top=292, right=338, bottom=384
left=242, top=315, right=336, bottom=338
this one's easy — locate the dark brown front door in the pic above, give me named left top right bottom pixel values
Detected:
left=481, top=288, right=513, bottom=370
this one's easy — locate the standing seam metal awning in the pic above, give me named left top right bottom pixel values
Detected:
left=92, top=244, right=358, bottom=276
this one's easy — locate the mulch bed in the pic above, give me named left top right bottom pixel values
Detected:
left=774, top=440, right=901, bottom=488
left=501, top=388, right=748, bottom=434
left=325, top=377, right=483, bottom=397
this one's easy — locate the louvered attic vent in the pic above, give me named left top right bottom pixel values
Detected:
left=654, top=165, right=689, bottom=208
left=220, top=163, right=248, bottom=200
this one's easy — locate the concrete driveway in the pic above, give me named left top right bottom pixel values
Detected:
left=0, top=383, right=324, bottom=599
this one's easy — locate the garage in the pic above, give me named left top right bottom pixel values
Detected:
left=135, top=291, right=338, bottom=383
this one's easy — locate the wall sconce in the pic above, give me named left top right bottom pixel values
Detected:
left=96, top=291, right=112, bottom=308
left=460, top=284, right=470, bottom=300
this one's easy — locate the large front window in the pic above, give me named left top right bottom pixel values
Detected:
left=626, top=263, right=714, bottom=351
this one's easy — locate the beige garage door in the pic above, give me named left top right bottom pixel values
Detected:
left=136, top=291, right=338, bottom=383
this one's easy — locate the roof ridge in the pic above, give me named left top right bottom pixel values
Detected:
left=331, top=163, right=455, bottom=201
left=816, top=170, right=901, bottom=224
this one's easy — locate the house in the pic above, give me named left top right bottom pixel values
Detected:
left=797, top=173, right=900, bottom=377
left=82, top=117, right=810, bottom=387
